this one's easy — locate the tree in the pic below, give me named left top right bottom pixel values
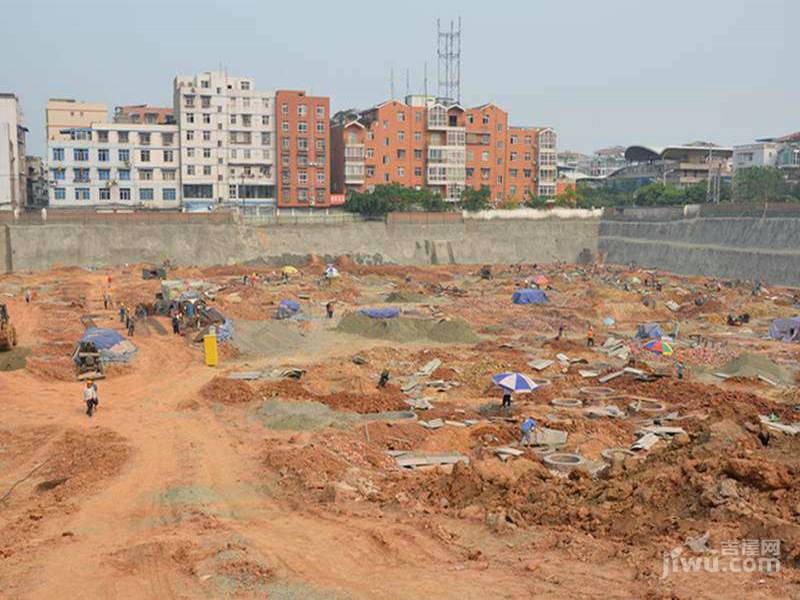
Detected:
left=344, top=184, right=455, bottom=217
left=733, top=167, right=789, bottom=202
left=460, top=186, right=491, bottom=212
left=554, top=186, right=577, bottom=206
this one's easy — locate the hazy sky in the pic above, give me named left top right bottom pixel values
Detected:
left=2, top=0, right=797, bottom=156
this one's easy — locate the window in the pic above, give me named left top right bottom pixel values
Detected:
left=54, top=187, right=65, bottom=200
left=186, top=130, right=194, bottom=141
left=525, top=136, right=531, bottom=145
left=187, top=165, right=195, bottom=175
left=297, top=138, right=308, bottom=151
left=510, top=152, right=518, bottom=161
left=139, top=169, right=153, bottom=180
left=139, top=188, right=154, bottom=201
left=241, top=80, right=250, bottom=90
left=186, top=148, right=195, bottom=158
left=200, top=79, right=209, bottom=88
left=163, top=169, right=176, bottom=181
left=203, top=165, right=211, bottom=175
left=384, top=174, right=390, bottom=182
left=242, top=114, right=252, bottom=127
left=366, top=166, right=375, bottom=177
left=261, top=115, right=270, bottom=126
left=51, top=168, right=65, bottom=180
left=466, top=167, right=474, bottom=177
left=481, top=168, right=490, bottom=180
left=298, top=170, right=308, bottom=184
left=481, top=151, right=489, bottom=162
left=497, top=123, right=503, bottom=133
left=414, top=167, right=422, bottom=177
left=98, top=131, right=109, bottom=143
left=119, top=169, right=130, bottom=180
left=397, top=111, right=405, bottom=122
left=141, top=150, right=150, bottom=162
left=73, top=168, right=90, bottom=182
left=382, top=120, right=388, bottom=129
left=119, top=188, right=130, bottom=201
left=230, top=114, right=237, bottom=125
left=52, top=148, right=64, bottom=161
left=383, top=138, right=389, bottom=147
left=466, top=150, right=473, bottom=161
left=281, top=103, right=288, bottom=115
left=187, top=113, right=195, bottom=124
left=99, top=188, right=110, bottom=200
left=243, top=149, right=251, bottom=159
left=315, top=139, right=325, bottom=151
left=74, top=188, right=90, bottom=200
left=297, top=188, right=308, bottom=202
left=467, top=114, right=474, bottom=124
left=202, top=114, right=211, bottom=124
left=316, top=105, right=325, bottom=118
left=367, top=131, right=374, bottom=140
left=414, top=132, right=421, bottom=142
left=382, top=155, right=390, bottom=165
left=164, top=150, right=174, bottom=162
left=184, top=95, right=195, bottom=108
left=118, top=131, right=129, bottom=143
left=524, top=169, right=532, bottom=178
left=98, top=168, right=110, bottom=181
left=229, top=184, right=238, bottom=198
left=482, top=114, right=489, bottom=125
left=497, top=175, right=503, bottom=184
left=414, top=149, right=422, bottom=160
left=281, top=138, right=290, bottom=150
left=298, top=104, right=307, bottom=117
left=298, top=122, right=307, bottom=133
left=316, top=122, right=324, bottom=134
left=202, top=131, right=211, bottom=141
left=316, top=172, right=325, bottom=184
left=524, top=152, right=531, bottom=161
left=397, top=149, right=406, bottom=159
left=510, top=185, right=516, bottom=196
left=398, top=131, right=405, bottom=142
left=73, top=148, right=89, bottom=161
left=397, top=167, right=405, bottom=177
left=201, top=96, right=211, bottom=109
left=140, top=132, right=150, bottom=145
left=282, top=121, right=289, bottom=132
left=203, top=148, right=211, bottom=158
left=510, top=169, right=518, bottom=177
left=163, top=188, right=176, bottom=201
left=261, top=132, right=271, bottom=146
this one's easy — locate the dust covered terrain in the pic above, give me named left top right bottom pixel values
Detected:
left=2, top=259, right=800, bottom=599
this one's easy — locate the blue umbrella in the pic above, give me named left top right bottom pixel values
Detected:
left=492, top=372, right=539, bottom=393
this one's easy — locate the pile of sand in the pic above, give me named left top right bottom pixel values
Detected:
left=384, top=291, right=428, bottom=303
left=337, top=313, right=479, bottom=344
left=231, top=319, right=306, bottom=357
left=715, top=353, right=794, bottom=384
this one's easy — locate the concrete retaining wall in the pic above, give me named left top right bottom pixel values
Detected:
left=599, top=217, right=800, bottom=286
left=3, top=217, right=600, bottom=272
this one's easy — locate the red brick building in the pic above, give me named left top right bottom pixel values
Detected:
left=332, top=96, right=555, bottom=204
left=275, top=90, right=331, bottom=208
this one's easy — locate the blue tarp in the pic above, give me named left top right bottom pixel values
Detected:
left=76, top=328, right=137, bottom=364
left=275, top=299, right=301, bottom=320
left=636, top=323, right=663, bottom=339
left=769, top=317, right=800, bottom=343
left=216, top=319, right=234, bottom=342
left=512, top=289, right=549, bottom=305
left=359, top=307, right=401, bottom=319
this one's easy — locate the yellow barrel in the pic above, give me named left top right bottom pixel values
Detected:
left=203, top=334, right=218, bottom=367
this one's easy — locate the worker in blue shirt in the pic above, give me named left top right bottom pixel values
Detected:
left=520, top=416, right=538, bottom=446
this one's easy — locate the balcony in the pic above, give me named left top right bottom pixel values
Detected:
left=428, top=146, right=466, bottom=165
left=344, top=144, right=365, bottom=160
left=427, top=165, right=466, bottom=185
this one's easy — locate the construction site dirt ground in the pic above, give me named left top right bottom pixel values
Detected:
left=2, top=261, right=800, bottom=599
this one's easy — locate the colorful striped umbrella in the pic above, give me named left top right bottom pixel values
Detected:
left=644, top=339, right=674, bottom=356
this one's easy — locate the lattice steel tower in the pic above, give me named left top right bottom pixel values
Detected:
left=437, top=17, right=462, bottom=103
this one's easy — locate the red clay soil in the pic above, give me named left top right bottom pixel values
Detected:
left=200, top=376, right=257, bottom=405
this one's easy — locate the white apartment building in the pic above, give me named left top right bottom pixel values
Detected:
left=48, top=122, right=180, bottom=208
left=537, top=128, right=557, bottom=197
left=0, top=93, right=27, bottom=211
left=173, top=72, right=276, bottom=208
left=733, top=142, right=779, bottom=170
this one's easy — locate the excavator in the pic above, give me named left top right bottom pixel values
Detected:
left=0, top=304, right=17, bottom=351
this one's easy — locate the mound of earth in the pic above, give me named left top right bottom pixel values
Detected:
left=200, top=376, right=257, bottom=405
left=385, top=291, right=428, bottom=303
left=715, top=352, right=793, bottom=384
left=337, top=313, right=479, bottom=344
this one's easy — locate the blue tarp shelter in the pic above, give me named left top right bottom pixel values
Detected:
left=769, top=317, right=800, bottom=343
left=636, top=323, right=663, bottom=339
left=359, top=307, right=401, bottom=319
left=275, top=299, right=301, bottom=320
left=76, top=328, right=137, bottom=364
left=512, top=289, right=549, bottom=305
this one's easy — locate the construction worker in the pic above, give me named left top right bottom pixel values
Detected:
left=171, top=313, right=181, bottom=335
left=127, top=318, right=135, bottom=337
left=556, top=322, right=565, bottom=341
left=119, top=303, right=126, bottom=323
left=326, top=301, right=335, bottom=319
left=677, top=361, right=685, bottom=380
left=502, top=390, right=512, bottom=410
left=587, top=325, right=595, bottom=347
left=377, top=369, right=390, bottom=389
left=24, top=289, right=32, bottom=304
left=520, top=416, right=538, bottom=446
left=84, top=381, right=98, bottom=417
